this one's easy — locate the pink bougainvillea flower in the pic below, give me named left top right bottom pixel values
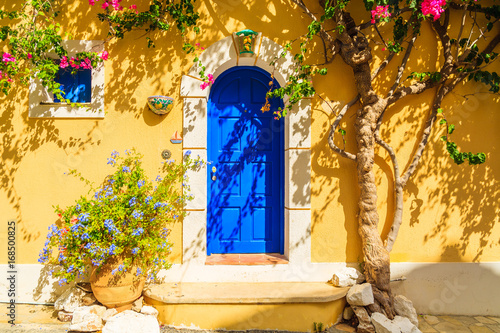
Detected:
left=111, top=0, right=122, bottom=10
left=100, top=51, right=109, bottom=60
left=371, top=5, right=390, bottom=24
left=81, top=58, right=92, bottom=69
left=59, top=56, right=69, bottom=68
left=200, top=74, right=215, bottom=90
left=421, top=0, right=447, bottom=20
left=382, top=47, right=386, bottom=51
left=88, top=0, right=96, bottom=5
left=2, top=53, right=16, bottom=63
left=101, top=2, right=109, bottom=9
left=27, top=53, right=33, bottom=59
left=200, top=82, right=209, bottom=90
left=129, top=4, right=138, bottom=13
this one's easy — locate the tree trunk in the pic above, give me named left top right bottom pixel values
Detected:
left=336, top=26, right=396, bottom=318
left=354, top=102, right=395, bottom=319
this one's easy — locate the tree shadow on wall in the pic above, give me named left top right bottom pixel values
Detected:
left=0, top=90, right=103, bottom=246
left=380, top=82, right=499, bottom=262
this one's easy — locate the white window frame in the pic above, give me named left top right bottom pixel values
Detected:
left=29, top=40, right=105, bottom=118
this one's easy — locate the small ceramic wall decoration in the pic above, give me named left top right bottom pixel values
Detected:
left=147, top=95, right=174, bottom=115
left=170, top=131, right=183, bottom=144
left=235, top=29, right=259, bottom=56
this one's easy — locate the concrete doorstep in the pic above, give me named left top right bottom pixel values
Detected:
left=2, top=304, right=500, bottom=333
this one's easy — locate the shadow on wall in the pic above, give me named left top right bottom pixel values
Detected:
left=404, top=85, right=500, bottom=262
left=391, top=255, right=500, bottom=316
left=0, top=6, right=192, bottom=248
left=310, top=100, right=362, bottom=263
left=310, top=58, right=499, bottom=264
left=0, top=90, right=104, bottom=245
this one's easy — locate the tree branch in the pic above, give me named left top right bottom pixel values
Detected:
left=455, top=6, right=468, bottom=61
left=326, top=95, right=359, bottom=161
left=386, top=34, right=417, bottom=98
left=374, top=132, right=403, bottom=252
left=372, top=52, right=395, bottom=80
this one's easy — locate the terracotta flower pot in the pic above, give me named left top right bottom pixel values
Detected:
left=90, top=256, right=145, bottom=312
left=147, top=95, right=174, bottom=115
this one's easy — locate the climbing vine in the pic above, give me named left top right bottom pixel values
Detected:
left=0, top=0, right=200, bottom=99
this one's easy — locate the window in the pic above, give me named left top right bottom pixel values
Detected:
left=54, top=66, right=92, bottom=103
left=29, top=40, right=105, bottom=118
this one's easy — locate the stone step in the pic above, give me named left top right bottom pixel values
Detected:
left=143, top=282, right=348, bottom=332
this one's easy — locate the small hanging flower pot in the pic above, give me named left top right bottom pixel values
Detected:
left=235, top=29, right=259, bottom=57
left=147, top=95, right=174, bottom=115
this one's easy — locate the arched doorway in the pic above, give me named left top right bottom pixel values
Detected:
left=207, top=67, right=284, bottom=255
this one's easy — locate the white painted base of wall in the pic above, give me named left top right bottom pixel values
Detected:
left=2, top=262, right=499, bottom=316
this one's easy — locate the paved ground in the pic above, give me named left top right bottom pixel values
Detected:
left=1, top=304, right=500, bottom=332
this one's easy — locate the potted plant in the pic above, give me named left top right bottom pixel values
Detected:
left=39, top=149, right=203, bottom=310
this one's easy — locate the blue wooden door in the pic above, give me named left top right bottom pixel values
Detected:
left=207, top=67, right=284, bottom=255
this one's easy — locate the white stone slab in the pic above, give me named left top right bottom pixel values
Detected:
left=183, top=98, right=207, bottom=149
left=180, top=76, right=208, bottom=98
left=287, top=99, right=312, bottom=149
left=287, top=209, right=311, bottom=264
left=182, top=210, right=207, bottom=265
left=286, top=149, right=311, bottom=209
left=184, top=149, right=207, bottom=210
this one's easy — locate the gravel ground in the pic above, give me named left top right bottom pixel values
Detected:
left=0, top=323, right=347, bottom=333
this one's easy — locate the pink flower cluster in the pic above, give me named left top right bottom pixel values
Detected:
left=89, top=0, right=137, bottom=11
left=195, top=42, right=205, bottom=51
left=59, top=52, right=108, bottom=70
left=200, top=74, right=214, bottom=90
left=371, top=5, right=390, bottom=24
left=0, top=70, right=13, bottom=82
left=421, top=0, right=446, bottom=20
left=2, top=53, right=16, bottom=63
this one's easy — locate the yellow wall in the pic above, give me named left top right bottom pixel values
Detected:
left=0, top=0, right=499, bottom=266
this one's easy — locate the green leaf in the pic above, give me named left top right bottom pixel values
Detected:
left=439, top=119, right=446, bottom=125
left=448, top=124, right=455, bottom=134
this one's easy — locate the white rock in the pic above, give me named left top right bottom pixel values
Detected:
left=330, top=267, right=365, bottom=287
left=394, top=295, right=418, bottom=326
left=69, top=313, right=103, bottom=332
left=371, top=312, right=399, bottom=333
left=71, top=305, right=107, bottom=324
left=54, top=287, right=87, bottom=312
left=140, top=305, right=159, bottom=318
left=102, top=308, right=118, bottom=322
left=347, top=283, right=374, bottom=306
left=352, top=306, right=375, bottom=333
left=132, top=296, right=144, bottom=312
left=393, top=315, right=421, bottom=333
left=82, top=293, right=97, bottom=306
left=102, top=310, right=160, bottom=333
left=343, top=306, right=354, bottom=321
left=371, top=313, right=421, bottom=333
left=57, top=310, right=73, bottom=322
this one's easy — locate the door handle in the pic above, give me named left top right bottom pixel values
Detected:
left=211, top=166, right=217, bottom=181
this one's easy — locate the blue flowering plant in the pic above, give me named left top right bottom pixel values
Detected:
left=39, top=149, right=203, bottom=285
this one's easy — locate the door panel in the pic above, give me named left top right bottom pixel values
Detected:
left=207, top=67, right=284, bottom=254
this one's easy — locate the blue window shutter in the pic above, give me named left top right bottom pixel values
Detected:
left=54, top=67, right=92, bottom=103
